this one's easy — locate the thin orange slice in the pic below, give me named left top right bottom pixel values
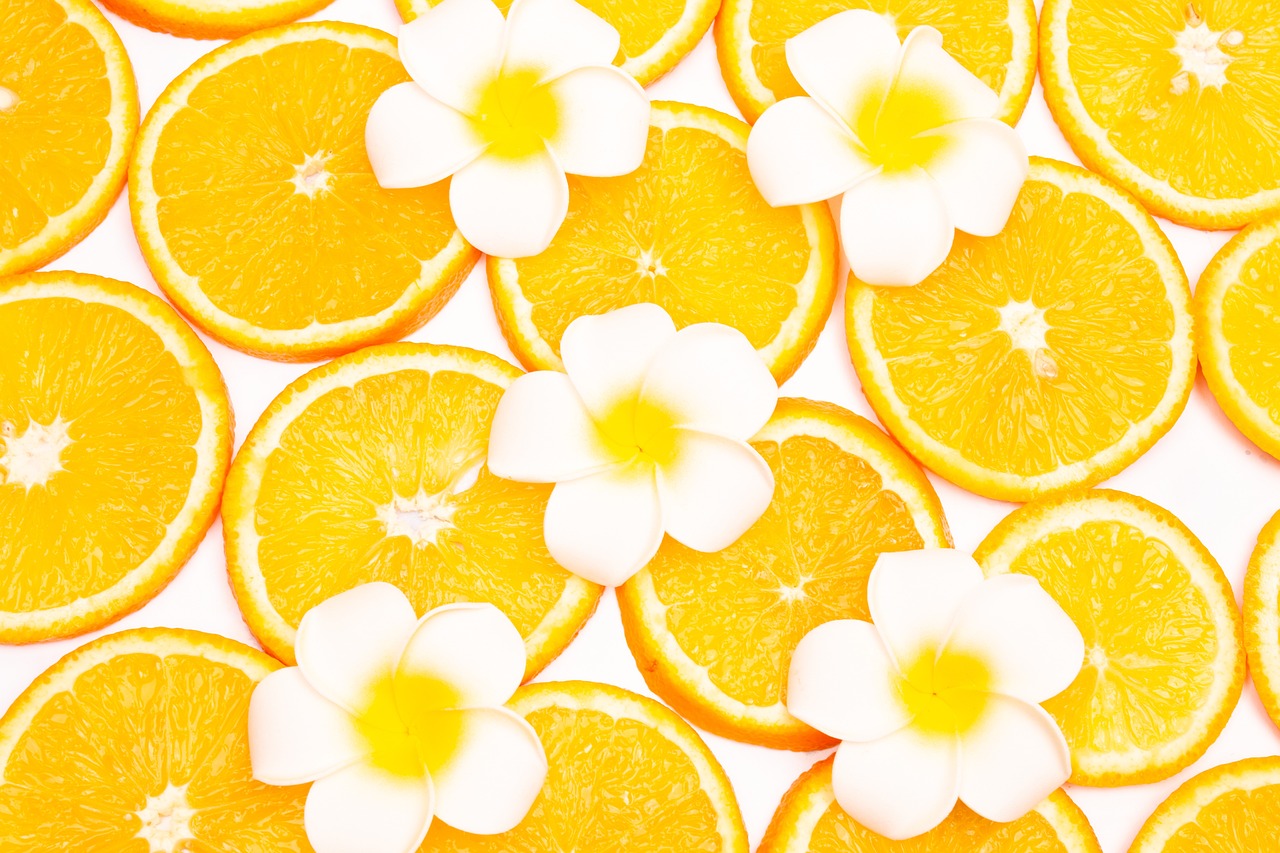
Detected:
left=99, top=0, right=335, bottom=39
left=1244, top=509, right=1280, bottom=730
left=1131, top=757, right=1280, bottom=851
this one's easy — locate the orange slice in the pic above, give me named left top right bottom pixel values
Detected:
left=1244, top=509, right=1280, bottom=730
left=617, top=398, right=950, bottom=749
left=98, top=0, right=334, bottom=39
left=975, top=489, right=1244, bottom=786
left=0, top=628, right=308, bottom=849
left=424, top=681, right=749, bottom=853
left=130, top=22, right=478, bottom=362
left=223, top=342, right=602, bottom=677
left=0, top=0, right=137, bottom=276
left=1131, top=756, right=1280, bottom=852
left=0, top=273, right=232, bottom=643
left=488, top=100, right=838, bottom=384
left=846, top=158, right=1195, bottom=501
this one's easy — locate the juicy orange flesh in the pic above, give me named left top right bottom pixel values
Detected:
left=0, top=297, right=201, bottom=611
left=0, top=652, right=308, bottom=849
left=1164, top=783, right=1280, bottom=849
left=1064, top=0, right=1280, bottom=199
left=150, top=38, right=458, bottom=330
left=865, top=176, right=1176, bottom=476
left=1222, top=236, right=1280, bottom=422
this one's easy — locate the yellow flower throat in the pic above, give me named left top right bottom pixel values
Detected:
left=472, top=67, right=561, bottom=159
left=897, top=647, right=994, bottom=736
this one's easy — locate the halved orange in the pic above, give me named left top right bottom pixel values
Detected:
left=1131, top=756, right=1280, bottom=852
left=99, top=0, right=335, bottom=39
left=1244, top=509, right=1280, bottom=730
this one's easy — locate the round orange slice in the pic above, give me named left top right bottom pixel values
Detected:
left=99, top=0, right=334, bottom=39
left=617, top=398, right=950, bottom=749
left=0, top=273, right=232, bottom=643
left=0, top=0, right=137, bottom=276
left=130, top=22, right=478, bottom=362
left=1131, top=756, right=1280, bottom=852
left=1244, top=509, right=1280, bottom=730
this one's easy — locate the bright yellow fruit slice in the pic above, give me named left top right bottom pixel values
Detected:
left=975, top=489, right=1244, bottom=786
left=130, top=22, right=478, bottom=362
left=223, top=342, right=602, bottom=677
left=0, top=0, right=138, bottom=276
left=0, top=628, right=308, bottom=849
left=846, top=158, right=1195, bottom=502
left=0, top=273, right=232, bottom=643
left=98, top=0, right=334, bottom=38
left=1131, top=756, right=1280, bottom=852
left=760, top=757, right=1101, bottom=853
left=489, top=100, right=838, bottom=384
left=1244, top=509, right=1280, bottom=730
left=1041, top=0, right=1280, bottom=229
left=716, top=0, right=1037, bottom=124
left=617, top=398, right=950, bottom=749
left=1196, top=214, right=1280, bottom=459
left=424, top=681, right=748, bottom=853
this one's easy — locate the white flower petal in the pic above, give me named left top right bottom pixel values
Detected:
left=304, top=759, right=434, bottom=853
left=891, top=26, right=999, bottom=123
left=831, top=726, right=960, bottom=841
left=839, top=168, right=954, bottom=286
left=747, top=97, right=879, bottom=207
left=398, top=0, right=505, bottom=114
left=787, top=619, right=911, bottom=742
left=502, top=0, right=621, bottom=84
left=488, top=371, right=616, bottom=482
left=450, top=147, right=568, bottom=258
left=656, top=432, right=774, bottom=552
left=295, top=583, right=418, bottom=716
left=560, top=303, right=676, bottom=423
left=396, top=603, right=527, bottom=709
left=249, top=668, right=369, bottom=786
left=544, top=461, right=663, bottom=586
left=958, top=694, right=1072, bottom=822
left=867, top=550, right=983, bottom=673
left=544, top=66, right=650, bottom=177
left=784, top=9, right=901, bottom=128
left=922, top=118, right=1028, bottom=236
left=366, top=83, right=486, bottom=190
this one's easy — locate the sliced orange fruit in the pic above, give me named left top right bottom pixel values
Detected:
left=1244, top=509, right=1280, bottom=730
left=1131, top=756, right=1280, bottom=852
left=975, top=489, right=1244, bottom=786
left=716, top=0, right=1037, bottom=125
left=1196, top=214, right=1280, bottom=459
left=223, top=342, right=602, bottom=677
left=99, top=0, right=334, bottom=39
left=846, top=158, right=1195, bottom=502
left=489, top=100, right=838, bottom=384
left=1041, top=0, right=1280, bottom=229
left=760, top=757, right=1101, bottom=853
left=0, top=272, right=232, bottom=643
left=423, top=681, right=749, bottom=853
left=617, top=398, right=950, bottom=749
left=130, top=22, right=478, bottom=362
left=0, top=627, right=308, bottom=849
left=0, top=0, right=137, bottom=276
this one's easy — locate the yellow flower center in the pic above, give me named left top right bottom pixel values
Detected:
left=596, top=395, right=681, bottom=466
left=472, top=67, right=561, bottom=159
left=852, top=75, right=953, bottom=173
left=355, top=670, right=466, bottom=778
left=897, top=647, right=993, bottom=736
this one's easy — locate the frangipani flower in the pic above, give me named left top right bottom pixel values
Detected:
left=366, top=0, right=651, bottom=258
left=249, top=584, right=546, bottom=853
left=487, top=303, right=778, bottom=587
left=746, top=10, right=1028, bottom=286
left=787, top=550, right=1083, bottom=840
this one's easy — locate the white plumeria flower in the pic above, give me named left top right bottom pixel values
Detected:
left=249, top=584, right=546, bottom=853
left=366, top=0, right=651, bottom=258
left=746, top=10, right=1028, bottom=286
left=787, top=550, right=1084, bottom=840
left=487, top=303, right=778, bottom=587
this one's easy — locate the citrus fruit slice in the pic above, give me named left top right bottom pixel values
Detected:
left=0, top=628, right=308, bottom=849
left=223, top=342, right=602, bottom=677
left=130, top=22, right=478, bottom=362
left=1196, top=214, right=1280, bottom=459
left=1131, top=756, right=1280, bottom=852
left=716, top=0, right=1037, bottom=125
left=1041, top=0, right=1280, bottom=229
left=423, top=681, right=749, bottom=853
left=1244, top=509, right=1280, bottom=730
left=0, top=0, right=137, bottom=276
left=489, top=100, right=838, bottom=384
left=0, top=273, right=232, bottom=643
left=760, top=757, right=1101, bottom=853
left=846, top=158, right=1195, bottom=502
left=975, top=489, right=1244, bottom=786
left=98, top=0, right=334, bottom=39
left=617, top=397, right=950, bottom=749
left=395, top=0, right=718, bottom=86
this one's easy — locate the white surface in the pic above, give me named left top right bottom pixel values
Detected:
left=3, top=1, right=1279, bottom=850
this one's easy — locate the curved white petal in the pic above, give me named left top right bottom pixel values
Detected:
left=396, top=603, right=527, bottom=710
left=922, top=118, right=1028, bottom=236
left=366, top=83, right=486, bottom=190
left=502, top=0, right=621, bottom=84
left=831, top=727, right=960, bottom=841
left=398, top=0, right=505, bottom=114
left=839, top=168, right=954, bottom=286
left=787, top=619, right=910, bottom=742
left=450, top=147, right=568, bottom=258
left=295, top=583, right=418, bottom=717
left=249, top=668, right=369, bottom=786
left=890, top=26, right=999, bottom=123
left=957, top=694, right=1072, bottom=822
left=747, top=97, right=878, bottom=207
left=868, top=550, right=983, bottom=674
left=784, top=9, right=901, bottom=129
left=304, top=759, right=434, bottom=853
left=544, top=461, right=662, bottom=586
left=545, top=66, right=650, bottom=177
left=560, top=303, right=676, bottom=423
left=488, top=371, right=616, bottom=482
left=656, top=433, right=774, bottom=552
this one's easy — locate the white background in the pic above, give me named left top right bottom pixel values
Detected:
left=4, top=0, right=1279, bottom=850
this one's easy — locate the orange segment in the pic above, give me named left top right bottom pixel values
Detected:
left=1131, top=757, right=1280, bottom=851
left=99, top=0, right=335, bottom=39
left=1243, top=509, right=1280, bottom=731
left=130, top=22, right=478, bottom=362
left=617, top=398, right=950, bottom=749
